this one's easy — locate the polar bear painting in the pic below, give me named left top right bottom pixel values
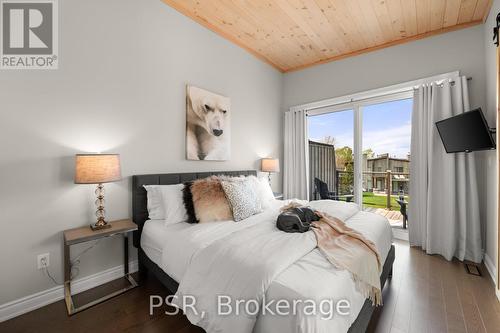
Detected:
left=186, top=85, right=230, bottom=161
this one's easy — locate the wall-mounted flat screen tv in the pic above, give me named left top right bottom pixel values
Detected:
left=435, top=108, right=496, bottom=153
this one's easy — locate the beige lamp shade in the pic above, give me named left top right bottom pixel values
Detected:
left=75, top=154, right=122, bottom=184
left=261, top=158, right=280, bottom=173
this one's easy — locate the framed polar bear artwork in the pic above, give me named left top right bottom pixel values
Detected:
left=186, top=85, right=230, bottom=161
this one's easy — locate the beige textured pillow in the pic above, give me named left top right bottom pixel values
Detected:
left=191, top=176, right=233, bottom=223
left=221, top=178, right=262, bottom=221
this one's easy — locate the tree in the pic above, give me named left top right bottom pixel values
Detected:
left=363, top=148, right=374, bottom=158
left=335, top=146, right=354, bottom=194
left=335, top=146, right=353, bottom=169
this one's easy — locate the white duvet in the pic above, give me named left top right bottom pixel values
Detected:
left=151, top=200, right=392, bottom=333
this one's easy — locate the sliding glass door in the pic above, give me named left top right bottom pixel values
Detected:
left=361, top=98, right=413, bottom=232
left=307, top=92, right=413, bottom=232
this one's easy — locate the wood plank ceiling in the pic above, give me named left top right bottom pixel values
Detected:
left=162, top=0, right=492, bottom=72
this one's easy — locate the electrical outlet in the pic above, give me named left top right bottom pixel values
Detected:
left=37, top=253, right=50, bottom=270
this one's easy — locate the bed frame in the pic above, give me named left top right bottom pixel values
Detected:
left=132, top=170, right=395, bottom=333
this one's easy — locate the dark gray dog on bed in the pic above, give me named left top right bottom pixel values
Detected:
left=277, top=203, right=320, bottom=233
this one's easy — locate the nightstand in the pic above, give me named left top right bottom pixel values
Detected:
left=63, top=219, right=138, bottom=315
left=273, top=192, right=284, bottom=200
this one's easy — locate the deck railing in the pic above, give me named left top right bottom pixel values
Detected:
left=336, top=170, right=409, bottom=210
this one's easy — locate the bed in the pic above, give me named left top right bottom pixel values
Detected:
left=132, top=170, right=395, bottom=333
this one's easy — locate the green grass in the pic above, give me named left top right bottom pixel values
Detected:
left=362, top=192, right=408, bottom=210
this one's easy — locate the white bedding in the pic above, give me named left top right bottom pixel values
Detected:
left=141, top=219, right=168, bottom=266
left=140, top=200, right=393, bottom=333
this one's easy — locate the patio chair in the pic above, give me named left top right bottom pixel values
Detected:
left=314, top=178, right=337, bottom=200
left=396, top=198, right=408, bottom=229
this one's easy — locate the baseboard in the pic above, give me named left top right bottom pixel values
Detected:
left=484, top=254, right=496, bottom=284
left=0, top=260, right=138, bottom=322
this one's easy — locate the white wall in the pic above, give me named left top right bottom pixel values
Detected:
left=0, top=0, right=283, bottom=304
left=483, top=0, right=499, bottom=278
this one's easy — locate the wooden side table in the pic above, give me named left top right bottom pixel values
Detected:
left=63, top=219, right=138, bottom=315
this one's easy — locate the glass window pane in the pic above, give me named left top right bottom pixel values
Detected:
left=308, top=109, right=355, bottom=203
left=361, top=98, right=412, bottom=232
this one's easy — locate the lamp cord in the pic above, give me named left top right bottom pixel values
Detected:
left=44, top=266, right=59, bottom=285
left=70, top=239, right=102, bottom=280
left=42, top=239, right=102, bottom=285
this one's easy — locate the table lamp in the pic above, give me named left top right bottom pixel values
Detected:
left=261, top=158, right=280, bottom=184
left=75, top=154, right=122, bottom=230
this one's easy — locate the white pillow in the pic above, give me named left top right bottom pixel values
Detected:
left=247, top=176, right=276, bottom=209
left=144, top=185, right=164, bottom=220
left=143, top=184, right=187, bottom=225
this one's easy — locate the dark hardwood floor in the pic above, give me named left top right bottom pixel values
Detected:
left=368, top=241, right=500, bottom=333
left=2, top=240, right=499, bottom=333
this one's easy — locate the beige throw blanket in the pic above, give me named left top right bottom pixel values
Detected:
left=280, top=203, right=383, bottom=306
left=312, top=212, right=382, bottom=305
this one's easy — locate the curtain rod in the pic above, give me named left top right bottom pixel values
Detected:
left=385, top=76, right=472, bottom=92
left=408, top=76, right=472, bottom=91
left=433, top=76, right=472, bottom=87
left=301, top=76, right=472, bottom=114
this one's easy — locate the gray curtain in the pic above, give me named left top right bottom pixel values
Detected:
left=284, top=109, right=309, bottom=200
left=409, top=76, right=482, bottom=263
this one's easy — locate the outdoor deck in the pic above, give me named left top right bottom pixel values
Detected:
left=364, top=207, right=408, bottom=240
left=364, top=207, right=403, bottom=222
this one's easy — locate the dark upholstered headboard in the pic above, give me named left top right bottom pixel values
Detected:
left=132, top=170, right=257, bottom=248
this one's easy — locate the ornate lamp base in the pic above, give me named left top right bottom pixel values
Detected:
left=90, top=221, right=112, bottom=231
left=90, top=183, right=112, bottom=231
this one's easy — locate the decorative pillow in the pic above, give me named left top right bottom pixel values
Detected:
left=182, top=181, right=197, bottom=223
left=144, top=185, right=164, bottom=220
left=221, top=178, right=262, bottom=221
left=247, top=175, right=276, bottom=209
left=190, top=176, right=234, bottom=223
left=257, top=176, right=276, bottom=208
left=144, top=184, right=188, bottom=225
